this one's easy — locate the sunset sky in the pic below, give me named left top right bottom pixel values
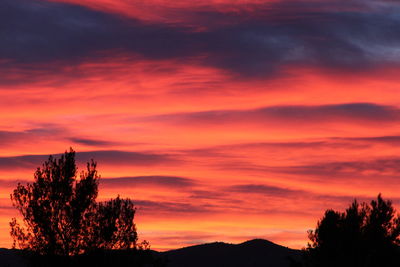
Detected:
left=1, top=0, right=400, bottom=250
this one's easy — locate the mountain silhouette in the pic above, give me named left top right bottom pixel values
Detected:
left=0, top=239, right=301, bottom=267
left=161, top=239, right=301, bottom=267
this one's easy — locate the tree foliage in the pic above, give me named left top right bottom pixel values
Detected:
left=305, top=194, right=400, bottom=267
left=10, top=148, right=139, bottom=256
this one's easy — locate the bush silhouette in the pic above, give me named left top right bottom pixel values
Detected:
left=9, top=148, right=140, bottom=256
left=304, top=194, right=400, bottom=267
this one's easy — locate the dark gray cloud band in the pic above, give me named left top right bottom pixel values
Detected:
left=0, top=150, right=176, bottom=170
left=146, top=103, right=400, bottom=126
left=2, top=0, right=400, bottom=83
left=100, top=175, right=195, bottom=188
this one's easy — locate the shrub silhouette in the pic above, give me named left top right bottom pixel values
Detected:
left=304, top=194, right=400, bottom=267
left=9, top=148, right=139, bottom=256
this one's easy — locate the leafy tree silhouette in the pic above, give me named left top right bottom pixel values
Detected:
left=303, top=194, right=400, bottom=267
left=9, top=148, right=140, bottom=257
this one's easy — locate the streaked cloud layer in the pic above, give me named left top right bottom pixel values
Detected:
left=1, top=0, right=400, bottom=250
left=3, top=0, right=400, bottom=81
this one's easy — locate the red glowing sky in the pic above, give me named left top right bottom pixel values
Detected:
left=1, top=0, right=400, bottom=250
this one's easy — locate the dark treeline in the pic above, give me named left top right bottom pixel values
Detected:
left=293, top=194, right=400, bottom=267
left=8, top=149, right=165, bottom=267
left=4, top=149, right=400, bottom=267
left=19, top=249, right=166, bottom=267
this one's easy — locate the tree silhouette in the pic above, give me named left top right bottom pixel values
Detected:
left=9, top=148, right=139, bottom=256
left=304, top=194, right=400, bottom=267
left=90, top=196, right=138, bottom=250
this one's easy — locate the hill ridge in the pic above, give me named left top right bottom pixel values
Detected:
left=0, top=239, right=301, bottom=267
left=162, top=238, right=301, bottom=267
